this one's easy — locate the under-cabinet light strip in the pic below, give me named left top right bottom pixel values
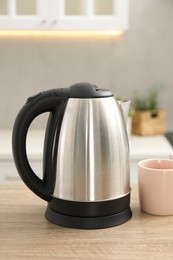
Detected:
left=0, top=30, right=124, bottom=37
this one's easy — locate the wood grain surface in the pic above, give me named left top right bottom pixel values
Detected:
left=0, top=184, right=173, bottom=259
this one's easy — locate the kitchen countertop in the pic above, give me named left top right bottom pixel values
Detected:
left=129, top=134, right=172, bottom=160
left=1, top=129, right=172, bottom=184
left=1, top=129, right=172, bottom=161
left=1, top=184, right=173, bottom=259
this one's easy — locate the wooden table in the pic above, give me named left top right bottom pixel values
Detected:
left=0, top=184, right=173, bottom=259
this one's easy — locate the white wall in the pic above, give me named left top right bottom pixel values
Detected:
left=0, top=0, right=173, bottom=130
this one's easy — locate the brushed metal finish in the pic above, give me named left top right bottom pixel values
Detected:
left=53, top=97, right=130, bottom=202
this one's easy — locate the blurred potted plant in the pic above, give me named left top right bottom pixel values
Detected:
left=131, top=86, right=166, bottom=135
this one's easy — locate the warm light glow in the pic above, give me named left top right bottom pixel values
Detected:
left=0, top=30, right=124, bottom=37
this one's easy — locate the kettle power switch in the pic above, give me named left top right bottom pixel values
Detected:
left=26, top=92, right=44, bottom=103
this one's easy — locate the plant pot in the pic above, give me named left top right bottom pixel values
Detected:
left=132, top=109, right=166, bottom=136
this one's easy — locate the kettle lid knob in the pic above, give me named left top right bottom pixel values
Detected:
left=69, top=82, right=113, bottom=98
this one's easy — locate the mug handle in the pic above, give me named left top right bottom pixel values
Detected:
left=12, top=89, right=67, bottom=201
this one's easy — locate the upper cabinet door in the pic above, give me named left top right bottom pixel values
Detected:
left=50, top=0, right=129, bottom=31
left=0, top=0, right=48, bottom=29
left=0, top=0, right=129, bottom=31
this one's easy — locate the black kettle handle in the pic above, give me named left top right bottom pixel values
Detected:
left=12, top=89, right=67, bottom=201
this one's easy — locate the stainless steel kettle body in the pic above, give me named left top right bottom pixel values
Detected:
left=12, top=82, right=132, bottom=229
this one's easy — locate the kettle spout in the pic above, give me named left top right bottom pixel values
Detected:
left=118, top=100, right=131, bottom=125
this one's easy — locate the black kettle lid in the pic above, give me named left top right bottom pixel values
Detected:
left=69, top=82, right=113, bottom=98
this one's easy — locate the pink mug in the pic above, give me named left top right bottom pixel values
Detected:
left=138, top=159, right=173, bottom=215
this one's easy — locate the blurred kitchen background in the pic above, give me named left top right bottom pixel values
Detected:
left=0, top=0, right=173, bottom=183
left=0, top=0, right=173, bottom=130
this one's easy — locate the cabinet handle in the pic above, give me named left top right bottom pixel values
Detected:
left=5, top=176, right=20, bottom=181
left=41, top=20, right=47, bottom=24
left=52, top=20, right=58, bottom=24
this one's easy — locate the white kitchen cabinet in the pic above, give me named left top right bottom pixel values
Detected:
left=1, top=161, right=42, bottom=183
left=0, top=0, right=129, bottom=31
left=0, top=0, right=48, bottom=29
left=51, top=0, right=129, bottom=31
left=129, top=135, right=173, bottom=183
left=0, top=129, right=43, bottom=183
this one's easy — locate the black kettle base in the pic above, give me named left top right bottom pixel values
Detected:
left=45, top=206, right=132, bottom=229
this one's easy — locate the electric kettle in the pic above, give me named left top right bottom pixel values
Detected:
left=12, top=82, right=132, bottom=229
